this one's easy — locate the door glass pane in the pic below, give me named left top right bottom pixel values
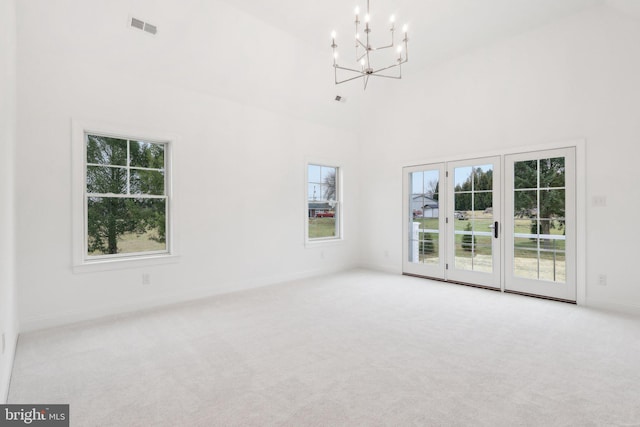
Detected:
left=454, top=165, right=494, bottom=272
left=474, top=235, right=493, bottom=273
left=514, top=160, right=537, bottom=189
left=409, top=169, right=440, bottom=265
left=513, top=158, right=566, bottom=283
left=540, top=157, right=565, bottom=188
left=473, top=164, right=493, bottom=190
left=540, top=189, right=565, bottom=220
left=454, top=193, right=471, bottom=213
left=514, top=190, right=538, bottom=218
left=454, top=166, right=473, bottom=190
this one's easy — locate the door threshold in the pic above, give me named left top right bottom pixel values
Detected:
left=403, top=273, right=500, bottom=292
left=403, top=273, right=576, bottom=304
left=504, top=290, right=576, bottom=304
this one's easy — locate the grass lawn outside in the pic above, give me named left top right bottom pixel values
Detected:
left=88, top=230, right=166, bottom=256
left=411, top=211, right=566, bottom=279
left=308, top=217, right=336, bottom=239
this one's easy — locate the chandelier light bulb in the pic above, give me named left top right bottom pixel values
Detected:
left=355, top=6, right=360, bottom=15
left=331, top=30, right=337, bottom=39
left=356, top=33, right=360, bottom=39
left=402, top=24, right=408, bottom=33
left=360, top=58, right=366, bottom=66
left=397, top=45, right=403, bottom=53
left=390, top=14, right=396, bottom=23
left=365, top=14, right=371, bottom=23
left=334, top=51, right=339, bottom=59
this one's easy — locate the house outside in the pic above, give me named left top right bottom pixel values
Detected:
left=412, top=194, right=439, bottom=218
left=308, top=202, right=333, bottom=218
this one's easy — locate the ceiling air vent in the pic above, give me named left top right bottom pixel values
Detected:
left=129, top=16, right=157, bottom=35
left=130, top=17, right=145, bottom=30
left=143, top=23, right=157, bottom=35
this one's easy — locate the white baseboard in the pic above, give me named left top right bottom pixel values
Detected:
left=19, top=264, right=356, bottom=333
left=585, top=298, right=640, bottom=316
left=0, top=333, right=17, bottom=403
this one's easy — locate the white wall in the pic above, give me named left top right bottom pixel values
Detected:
left=16, top=0, right=361, bottom=331
left=0, top=0, right=18, bottom=403
left=14, top=0, right=640, bottom=335
left=358, top=4, right=640, bottom=312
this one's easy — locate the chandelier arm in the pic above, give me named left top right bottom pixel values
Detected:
left=335, top=74, right=366, bottom=85
left=404, top=37, right=409, bottom=61
left=365, top=0, right=371, bottom=65
left=369, top=43, right=394, bottom=51
left=335, top=64, right=366, bottom=74
left=368, top=73, right=402, bottom=79
left=356, top=39, right=368, bottom=50
left=370, top=56, right=408, bottom=75
left=371, top=62, right=401, bottom=74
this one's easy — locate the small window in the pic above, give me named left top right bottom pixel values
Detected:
left=307, top=163, right=340, bottom=241
left=85, top=134, right=169, bottom=259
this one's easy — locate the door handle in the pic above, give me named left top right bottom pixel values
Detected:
left=489, top=221, right=499, bottom=238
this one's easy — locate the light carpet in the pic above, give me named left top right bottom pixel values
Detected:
left=8, top=270, right=640, bottom=426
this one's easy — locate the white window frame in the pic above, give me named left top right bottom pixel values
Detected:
left=305, top=162, right=343, bottom=245
left=72, top=120, right=179, bottom=273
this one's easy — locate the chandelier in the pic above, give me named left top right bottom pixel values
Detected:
left=331, top=0, right=409, bottom=89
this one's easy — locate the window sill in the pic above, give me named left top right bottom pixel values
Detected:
left=73, top=254, right=181, bottom=274
left=305, top=237, right=344, bottom=248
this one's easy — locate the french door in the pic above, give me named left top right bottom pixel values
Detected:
left=402, top=164, right=446, bottom=279
left=403, top=148, right=576, bottom=301
left=504, top=148, right=576, bottom=301
left=446, top=157, right=501, bottom=288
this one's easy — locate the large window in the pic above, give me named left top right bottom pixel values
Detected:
left=85, top=134, right=169, bottom=259
left=307, top=163, right=340, bottom=241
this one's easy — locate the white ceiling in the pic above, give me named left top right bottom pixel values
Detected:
left=224, top=0, right=603, bottom=70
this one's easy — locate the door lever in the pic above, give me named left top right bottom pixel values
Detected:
left=489, top=221, right=499, bottom=238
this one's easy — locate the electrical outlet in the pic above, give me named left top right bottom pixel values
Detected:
left=142, top=273, right=151, bottom=285
left=598, top=274, right=607, bottom=286
left=592, top=196, right=607, bottom=207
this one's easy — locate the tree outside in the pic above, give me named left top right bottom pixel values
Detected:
left=454, top=167, right=492, bottom=211
left=86, top=135, right=167, bottom=256
left=514, top=157, right=565, bottom=239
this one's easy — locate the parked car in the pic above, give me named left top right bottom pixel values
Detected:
left=412, top=209, right=423, bottom=217
left=454, top=211, right=468, bottom=220
left=315, top=211, right=335, bottom=218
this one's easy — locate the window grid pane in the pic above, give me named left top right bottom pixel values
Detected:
left=85, top=134, right=169, bottom=257
left=409, top=169, right=440, bottom=265
left=513, top=158, right=566, bottom=283
left=308, top=164, right=339, bottom=240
